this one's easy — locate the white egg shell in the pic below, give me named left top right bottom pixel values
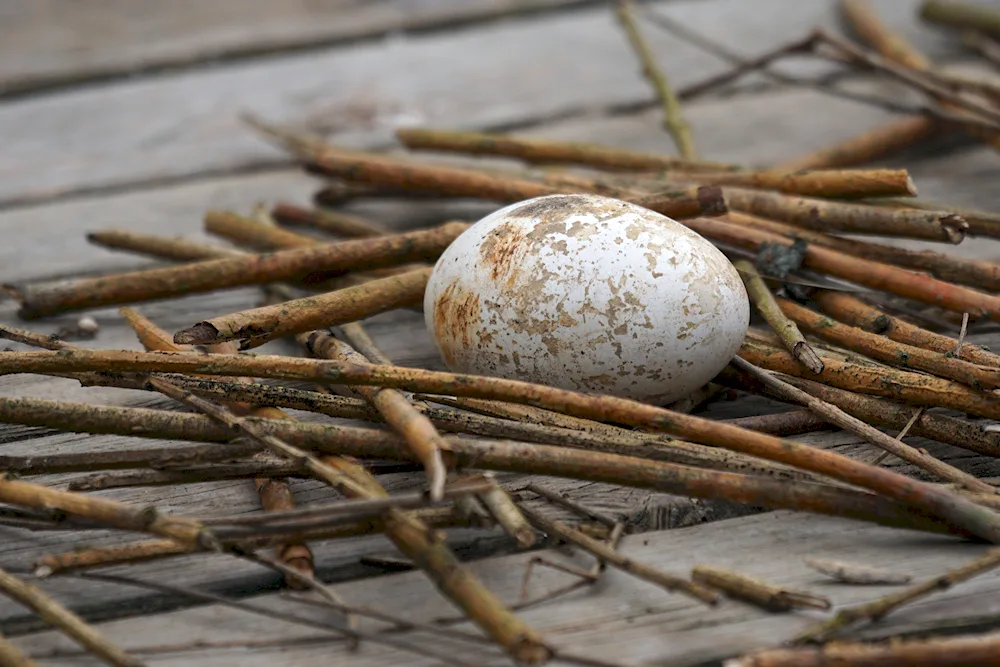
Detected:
left=423, top=194, right=750, bottom=404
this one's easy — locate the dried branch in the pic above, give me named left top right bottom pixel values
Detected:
left=685, top=217, right=999, bottom=320
left=271, top=202, right=386, bottom=238
left=10, top=223, right=464, bottom=319
left=0, top=566, right=143, bottom=667
left=723, top=410, right=829, bottom=436
left=811, top=290, right=1000, bottom=367
left=691, top=565, right=830, bottom=612
left=174, top=266, right=431, bottom=349
left=803, top=557, right=912, bottom=585
left=615, top=0, right=698, bottom=158
left=778, top=116, right=941, bottom=171
left=298, top=329, right=449, bottom=502
left=395, top=128, right=733, bottom=172
left=522, top=505, right=718, bottom=604
left=778, top=297, right=1000, bottom=390
left=730, top=356, right=995, bottom=493
left=727, top=211, right=1000, bottom=292
left=728, top=629, right=1000, bottom=667
left=88, top=229, right=242, bottom=261
left=921, top=0, right=1000, bottom=39
left=793, top=547, right=1000, bottom=643
left=734, top=260, right=823, bottom=373
left=723, top=187, right=967, bottom=243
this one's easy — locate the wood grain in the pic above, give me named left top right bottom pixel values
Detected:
left=0, top=0, right=958, bottom=206
left=0, top=0, right=595, bottom=97
left=11, top=512, right=999, bottom=666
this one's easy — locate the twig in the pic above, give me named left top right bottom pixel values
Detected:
left=727, top=211, right=1000, bottom=292
left=10, top=223, right=465, bottom=319
left=691, top=565, right=830, bottom=612
left=921, top=0, right=1000, bottom=39
left=0, top=567, right=143, bottom=667
left=0, top=631, right=36, bottom=666
left=523, top=484, right=618, bottom=527
left=173, top=267, right=432, bottom=349
left=803, top=557, right=912, bottom=585
left=728, top=629, right=1000, bottom=667
left=723, top=410, right=830, bottom=436
left=615, top=0, right=697, bottom=158
left=793, top=547, right=1000, bottom=643
left=869, top=407, right=923, bottom=466
left=730, top=356, right=996, bottom=494
left=722, top=363, right=1000, bottom=458
left=299, top=328, right=449, bottom=501
left=245, top=115, right=726, bottom=219
left=811, top=291, right=1000, bottom=367
left=956, top=312, right=971, bottom=354
left=685, top=217, right=999, bottom=320
left=87, top=229, right=242, bottom=261
left=475, top=473, right=536, bottom=548
left=723, top=187, right=967, bottom=243
left=778, top=116, right=941, bottom=171
left=395, top=128, right=733, bottom=172
left=520, top=506, right=718, bottom=604
left=35, top=508, right=467, bottom=575
left=777, top=297, right=1000, bottom=390
left=735, top=260, right=823, bottom=374
left=271, top=202, right=386, bottom=237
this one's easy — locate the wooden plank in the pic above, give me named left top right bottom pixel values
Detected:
left=0, top=0, right=595, bottom=98
left=0, top=0, right=960, bottom=206
left=10, top=511, right=998, bottom=666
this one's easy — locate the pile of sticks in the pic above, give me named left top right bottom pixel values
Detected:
left=4, top=0, right=1000, bottom=665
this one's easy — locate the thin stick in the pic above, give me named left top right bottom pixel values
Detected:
left=685, top=217, right=1000, bottom=321
left=793, top=547, right=1000, bottom=643
left=87, top=229, right=242, bottom=261
left=394, top=129, right=734, bottom=172
left=682, top=168, right=917, bottom=199
left=778, top=116, right=940, bottom=171
left=615, top=0, right=697, bottom=158
left=734, top=260, right=823, bottom=374
left=803, top=557, right=912, bottom=585
left=2, top=348, right=998, bottom=541
left=869, top=407, right=923, bottom=466
left=299, top=328, right=448, bottom=501
left=811, top=290, right=1000, bottom=367
left=723, top=410, right=829, bottom=436
left=245, top=115, right=726, bottom=220
left=173, top=267, right=431, bottom=349
left=730, top=357, right=995, bottom=494
left=777, top=297, right=1000, bottom=390
left=0, top=631, right=36, bottom=666
left=727, top=211, right=1000, bottom=292
left=0, top=567, right=143, bottom=667
left=722, top=364, right=1000, bottom=458
left=728, top=629, right=1000, bottom=667
left=271, top=202, right=386, bottom=238
left=523, top=484, right=618, bottom=527
left=520, top=506, right=718, bottom=604
left=723, top=187, right=967, bottom=243
left=35, top=508, right=467, bottom=575
left=477, top=473, right=537, bottom=548
left=691, top=565, right=830, bottom=612
left=10, top=223, right=465, bottom=319
left=921, top=0, right=1000, bottom=40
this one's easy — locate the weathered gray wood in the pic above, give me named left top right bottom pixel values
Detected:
left=11, top=511, right=998, bottom=666
left=0, top=0, right=961, bottom=206
left=0, top=0, right=594, bottom=97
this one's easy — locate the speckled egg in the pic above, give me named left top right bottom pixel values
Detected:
left=423, top=194, right=750, bottom=404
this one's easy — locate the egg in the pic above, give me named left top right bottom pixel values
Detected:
left=423, top=193, right=750, bottom=404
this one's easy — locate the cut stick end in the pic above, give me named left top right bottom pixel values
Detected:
left=696, top=185, right=728, bottom=216
left=903, top=174, right=918, bottom=197
left=173, top=323, right=220, bottom=345
left=940, top=214, right=970, bottom=244
left=792, top=342, right=825, bottom=375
